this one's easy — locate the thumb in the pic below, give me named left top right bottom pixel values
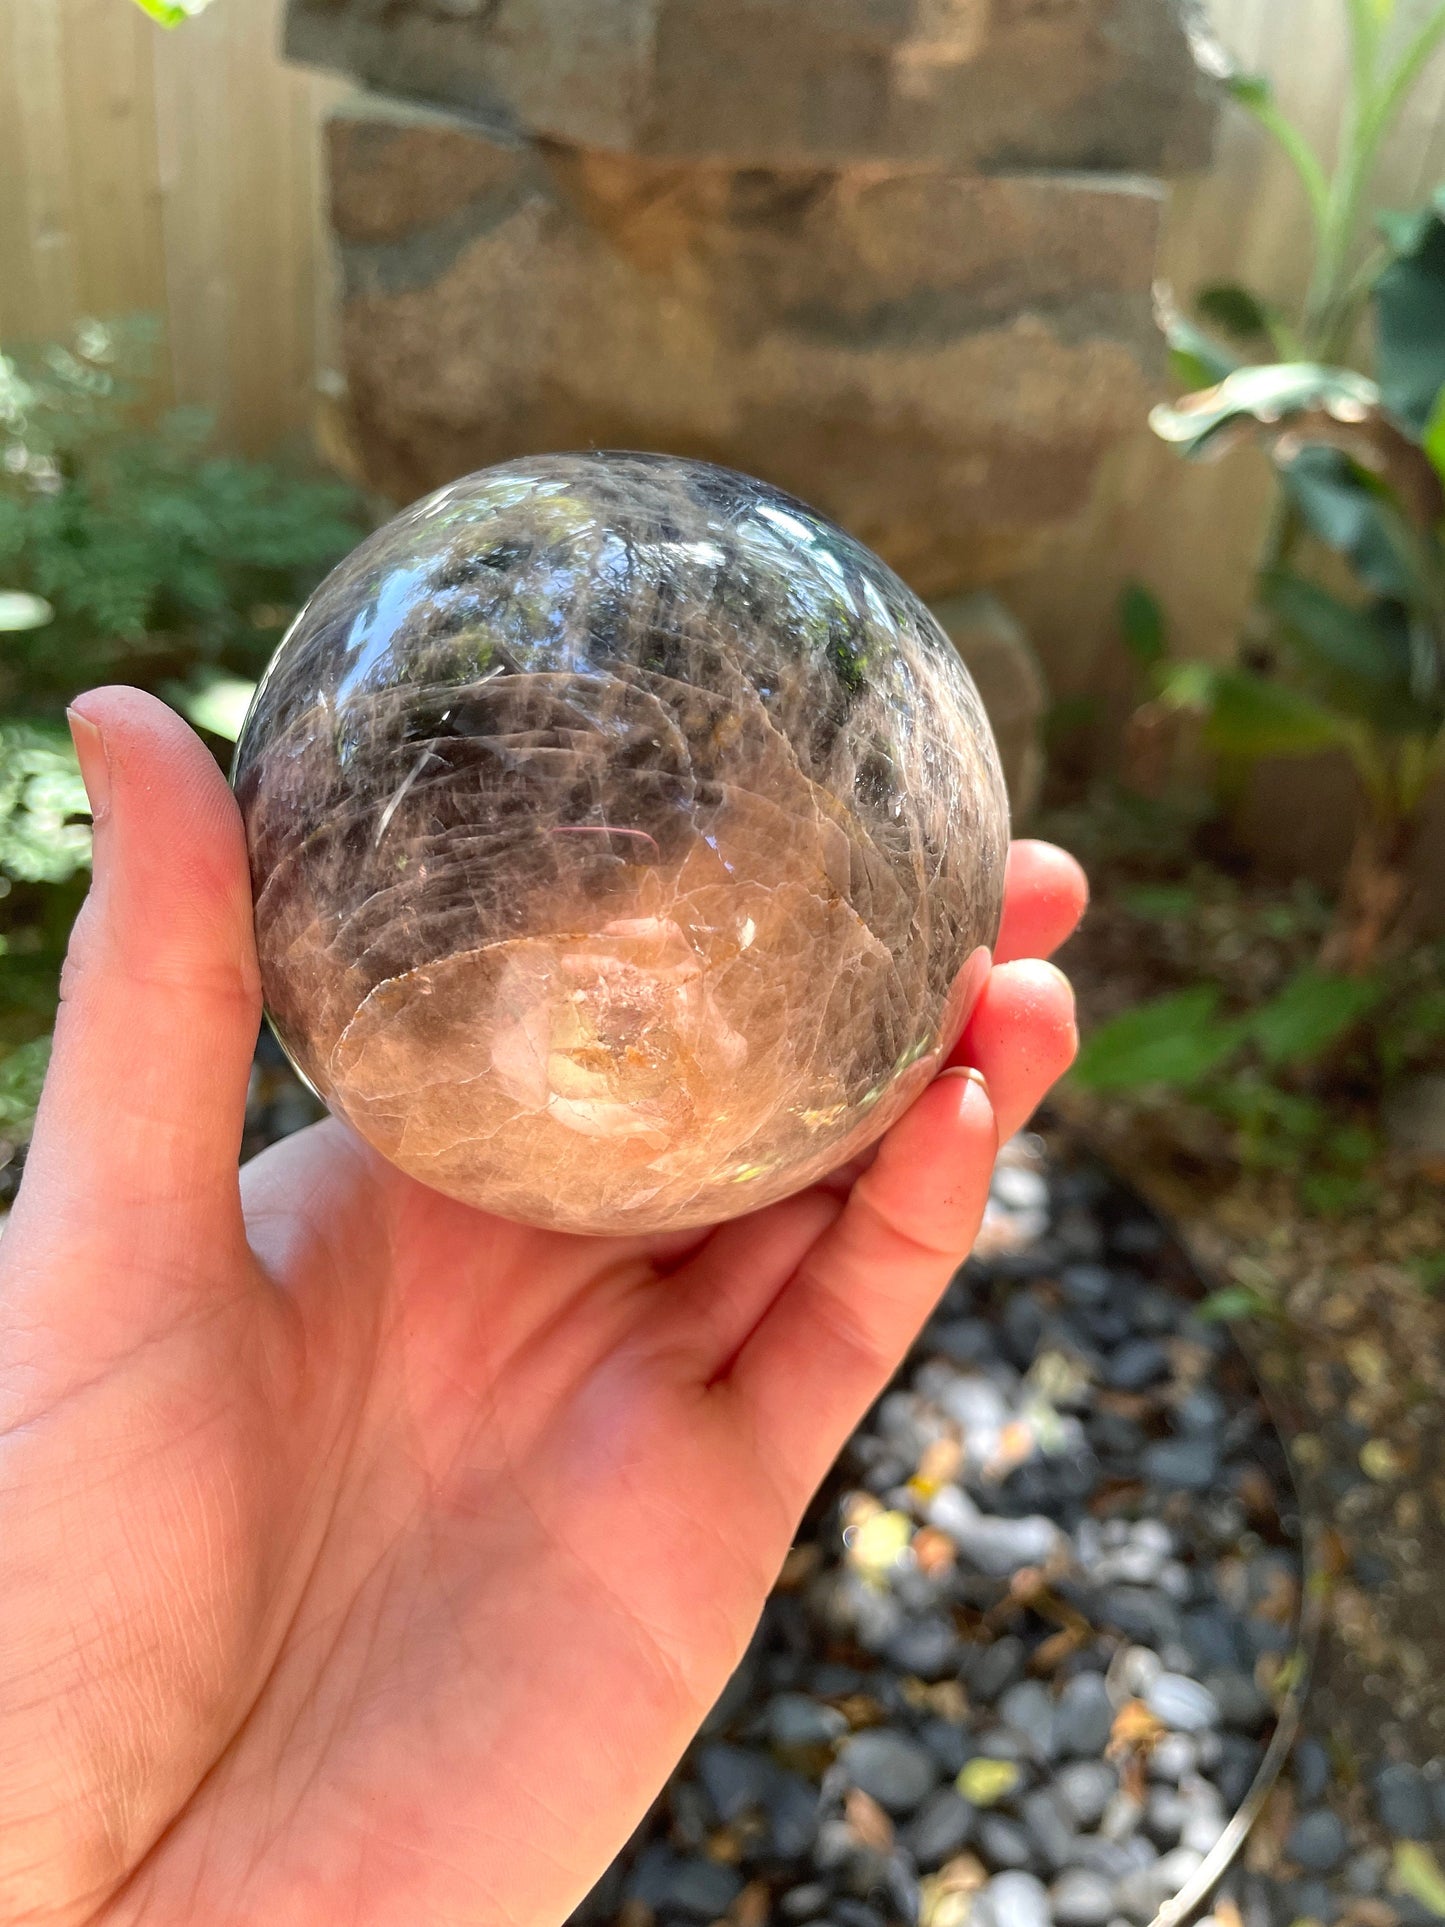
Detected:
left=12, top=687, right=261, bottom=1286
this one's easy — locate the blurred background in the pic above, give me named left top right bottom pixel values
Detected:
left=2, top=0, right=1445, bottom=1899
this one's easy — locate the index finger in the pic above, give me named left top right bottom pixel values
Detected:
left=995, top=839, right=1088, bottom=964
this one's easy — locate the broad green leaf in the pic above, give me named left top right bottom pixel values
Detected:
left=0, top=722, right=93, bottom=884
left=1280, top=447, right=1414, bottom=597
left=1378, top=205, right=1436, bottom=257
left=1072, top=987, right=1245, bottom=1092
left=1156, top=659, right=1219, bottom=713
left=1424, top=381, right=1445, bottom=484
left=1150, top=364, right=1380, bottom=461
left=1373, top=207, right=1445, bottom=433
left=1195, top=283, right=1274, bottom=342
left=1120, top=581, right=1167, bottom=668
left=1248, top=967, right=1382, bottom=1067
left=1163, top=314, right=1240, bottom=392
left=1196, top=1285, right=1273, bottom=1323
left=0, top=1036, right=51, bottom=1138
left=1224, top=72, right=1273, bottom=108
left=0, top=591, right=53, bottom=632
left=1201, top=668, right=1347, bottom=759
left=1262, top=570, right=1413, bottom=690
left=131, top=0, right=215, bottom=21
left=170, top=674, right=257, bottom=742
left=1394, top=1842, right=1445, bottom=1918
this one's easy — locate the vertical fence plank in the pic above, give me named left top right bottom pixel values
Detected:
left=1, top=0, right=1443, bottom=497
left=0, top=0, right=81, bottom=344
left=151, top=0, right=341, bottom=450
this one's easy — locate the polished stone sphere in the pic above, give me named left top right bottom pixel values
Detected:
left=233, top=454, right=1009, bottom=1234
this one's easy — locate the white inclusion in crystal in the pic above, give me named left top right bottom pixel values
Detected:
left=738, top=917, right=756, bottom=950
left=756, top=503, right=818, bottom=548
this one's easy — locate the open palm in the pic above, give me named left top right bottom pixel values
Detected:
left=0, top=689, right=1083, bottom=1927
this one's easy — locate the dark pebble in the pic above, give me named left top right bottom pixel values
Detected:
left=1286, top=1808, right=1348, bottom=1874
left=767, top=1694, right=849, bottom=1750
left=929, top=1317, right=995, bottom=1364
left=968, top=1636, right=1028, bottom=1704
left=1099, top=1584, right=1181, bottom=1646
left=1215, top=1735, right=1264, bottom=1808
left=905, top=1789, right=976, bottom=1868
left=919, top=1717, right=972, bottom=1776
left=1291, top=1738, right=1331, bottom=1806
left=1206, top=1669, right=1269, bottom=1732
left=1002, top=1293, right=1047, bottom=1367
left=1106, top=1338, right=1171, bottom=1391
left=1111, top=1218, right=1166, bottom=1256
left=998, top=1680, right=1058, bottom=1761
left=1132, top=1285, right=1182, bottom=1334
left=1175, top=1389, right=1228, bottom=1434
left=770, top=1771, right=822, bottom=1857
left=811, top=1664, right=866, bottom=1697
left=626, top=1847, right=744, bottom=1920
left=1050, top=1868, right=1119, bottom=1926
left=1055, top=1760, right=1117, bottom=1828
left=670, top=1780, right=711, bottom=1849
left=1090, top=1412, right=1147, bottom=1457
left=975, top=1869, right=1053, bottom=1927
left=831, top=1902, right=887, bottom=1927
left=838, top=1730, right=938, bottom=1814
left=1184, top=1606, right=1247, bottom=1672
left=1081, top=1306, right=1135, bottom=1347
left=881, top=1853, right=922, bottom=1921
left=780, top=1884, right=833, bottom=1921
left=1059, top=1264, right=1114, bottom=1307
left=1142, top=1437, right=1220, bottom=1489
left=885, top=1615, right=960, bottom=1680
left=978, top=1814, right=1034, bottom=1869
left=1344, top=1850, right=1387, bottom=1895
left=1285, top=1877, right=1341, bottom=1924
left=1021, top=1785, right=1078, bottom=1870
left=1054, top=1671, right=1115, bottom=1758
left=1372, top=1762, right=1435, bottom=1840
left=697, top=1743, right=774, bottom=1822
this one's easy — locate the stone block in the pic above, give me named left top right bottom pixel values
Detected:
left=288, top=0, right=1215, bottom=172
left=328, top=100, right=1166, bottom=597
left=930, top=594, right=1047, bottom=819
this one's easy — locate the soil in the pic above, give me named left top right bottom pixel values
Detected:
left=1048, top=820, right=1445, bottom=1912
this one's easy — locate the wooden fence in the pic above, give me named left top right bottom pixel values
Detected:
left=0, top=0, right=341, bottom=452
left=2, top=0, right=1445, bottom=677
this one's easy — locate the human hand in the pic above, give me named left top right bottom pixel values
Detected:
left=0, top=687, right=1084, bottom=1927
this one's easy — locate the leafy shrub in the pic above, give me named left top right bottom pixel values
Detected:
left=1130, top=2, right=1445, bottom=973
left=1072, top=874, right=1445, bottom=1211
left=0, top=317, right=367, bottom=1143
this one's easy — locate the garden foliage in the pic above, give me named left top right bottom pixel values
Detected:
left=0, top=318, right=366, bottom=1140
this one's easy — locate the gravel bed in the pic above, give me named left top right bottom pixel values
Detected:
left=572, top=1134, right=1308, bottom=1927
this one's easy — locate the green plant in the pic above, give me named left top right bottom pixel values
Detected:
left=1075, top=919, right=1445, bottom=1205
left=1, top=320, right=363, bottom=714
left=1133, top=6, right=1445, bottom=971
left=130, top=0, right=215, bottom=23
left=0, top=318, right=366, bottom=1141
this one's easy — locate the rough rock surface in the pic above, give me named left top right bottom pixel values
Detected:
left=287, top=0, right=1215, bottom=172
left=931, top=595, right=1047, bottom=822
left=328, top=101, right=1166, bottom=596
left=233, top=453, right=1008, bottom=1234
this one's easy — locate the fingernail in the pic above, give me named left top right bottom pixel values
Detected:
left=1036, top=959, right=1076, bottom=1001
left=939, top=1065, right=990, bottom=1097
left=67, top=708, right=111, bottom=823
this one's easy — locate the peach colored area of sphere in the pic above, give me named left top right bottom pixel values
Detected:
left=233, top=454, right=1009, bottom=1234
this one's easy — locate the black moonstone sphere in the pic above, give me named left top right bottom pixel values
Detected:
left=232, top=453, right=1009, bottom=1233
